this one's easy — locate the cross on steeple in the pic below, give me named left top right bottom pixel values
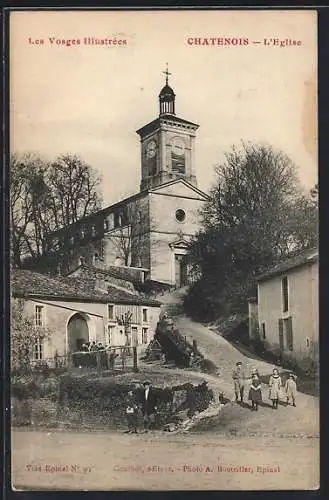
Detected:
left=163, top=63, right=172, bottom=85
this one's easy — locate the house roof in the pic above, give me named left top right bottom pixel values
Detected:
left=11, top=269, right=161, bottom=307
left=256, top=247, right=318, bottom=282
left=66, top=264, right=139, bottom=289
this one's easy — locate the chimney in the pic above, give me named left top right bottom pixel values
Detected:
left=95, top=278, right=108, bottom=293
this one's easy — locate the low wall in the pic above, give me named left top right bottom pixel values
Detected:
left=11, top=375, right=215, bottom=431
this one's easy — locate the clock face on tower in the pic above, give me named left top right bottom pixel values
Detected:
left=146, top=140, right=157, bottom=158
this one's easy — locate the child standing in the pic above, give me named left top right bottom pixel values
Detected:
left=269, top=368, right=282, bottom=409
left=125, top=390, right=138, bottom=433
left=285, top=373, right=297, bottom=407
left=248, top=373, right=262, bottom=411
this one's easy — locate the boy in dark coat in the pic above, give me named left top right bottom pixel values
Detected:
left=140, top=381, right=158, bottom=431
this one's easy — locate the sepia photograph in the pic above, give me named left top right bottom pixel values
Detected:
left=9, top=9, right=319, bottom=490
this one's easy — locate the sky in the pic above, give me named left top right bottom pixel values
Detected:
left=10, top=10, right=317, bottom=207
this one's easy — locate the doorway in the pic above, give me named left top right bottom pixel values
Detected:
left=174, top=254, right=188, bottom=287
left=67, top=313, right=89, bottom=353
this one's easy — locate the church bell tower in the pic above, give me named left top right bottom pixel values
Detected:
left=136, top=65, right=199, bottom=192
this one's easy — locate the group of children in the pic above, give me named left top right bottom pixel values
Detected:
left=81, top=341, right=106, bottom=352
left=233, top=362, right=297, bottom=411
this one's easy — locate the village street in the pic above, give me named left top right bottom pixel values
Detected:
left=12, top=428, right=319, bottom=491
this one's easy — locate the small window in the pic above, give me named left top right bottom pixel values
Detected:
left=108, top=304, right=114, bottom=320
left=175, top=209, right=186, bottom=223
left=261, top=322, right=266, bottom=340
left=91, top=225, right=97, bottom=237
left=80, top=225, right=86, bottom=239
left=306, top=337, right=310, bottom=348
left=104, top=219, right=109, bottom=231
left=35, top=305, right=44, bottom=327
left=69, top=236, right=74, bottom=245
left=282, top=276, right=289, bottom=312
left=79, top=256, right=85, bottom=266
left=34, top=338, right=43, bottom=360
left=131, top=326, right=138, bottom=346
left=142, top=327, right=148, bottom=344
left=114, top=213, right=121, bottom=228
left=142, top=308, right=148, bottom=323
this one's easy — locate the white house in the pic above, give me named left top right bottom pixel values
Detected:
left=250, top=247, right=318, bottom=359
left=12, top=269, right=161, bottom=366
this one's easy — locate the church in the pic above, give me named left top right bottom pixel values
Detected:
left=45, top=68, right=209, bottom=287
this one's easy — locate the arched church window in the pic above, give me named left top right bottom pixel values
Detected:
left=145, top=140, right=157, bottom=177
left=171, top=137, right=186, bottom=174
left=175, top=209, right=186, bottom=223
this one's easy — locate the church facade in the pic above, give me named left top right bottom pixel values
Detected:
left=45, top=70, right=209, bottom=286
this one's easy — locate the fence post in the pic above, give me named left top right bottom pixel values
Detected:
left=96, top=351, right=101, bottom=376
left=133, top=347, right=138, bottom=372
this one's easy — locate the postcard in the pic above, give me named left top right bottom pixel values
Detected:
left=9, top=9, right=319, bottom=491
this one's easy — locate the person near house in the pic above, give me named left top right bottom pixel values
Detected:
left=125, top=390, right=138, bottom=434
left=108, top=349, right=118, bottom=371
left=97, top=342, right=105, bottom=351
left=269, top=368, right=282, bottom=409
left=232, top=361, right=246, bottom=403
left=248, top=373, right=262, bottom=411
left=90, top=341, right=98, bottom=352
left=121, top=347, right=128, bottom=371
left=285, top=373, right=297, bottom=407
left=188, top=351, right=195, bottom=367
left=140, top=380, right=158, bottom=432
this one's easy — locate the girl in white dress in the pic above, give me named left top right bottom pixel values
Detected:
left=268, top=368, right=282, bottom=409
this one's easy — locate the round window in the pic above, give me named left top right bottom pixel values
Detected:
left=175, top=209, right=186, bottom=223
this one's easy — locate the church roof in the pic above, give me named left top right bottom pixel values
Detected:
left=12, top=269, right=161, bottom=306
left=136, top=114, right=199, bottom=136
left=149, top=177, right=210, bottom=201
left=159, top=84, right=175, bottom=97
left=48, top=177, right=209, bottom=238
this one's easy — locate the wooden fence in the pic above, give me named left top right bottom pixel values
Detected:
left=32, top=346, right=138, bottom=375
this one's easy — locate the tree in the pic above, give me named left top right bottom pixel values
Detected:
left=10, top=153, right=50, bottom=267
left=185, top=142, right=318, bottom=321
left=10, top=153, right=102, bottom=266
left=11, top=299, right=51, bottom=374
left=46, top=154, right=102, bottom=229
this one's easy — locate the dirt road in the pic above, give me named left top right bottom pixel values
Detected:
left=12, top=429, right=319, bottom=491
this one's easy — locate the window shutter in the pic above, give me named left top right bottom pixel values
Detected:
left=287, top=316, right=293, bottom=351
left=278, top=319, right=284, bottom=350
